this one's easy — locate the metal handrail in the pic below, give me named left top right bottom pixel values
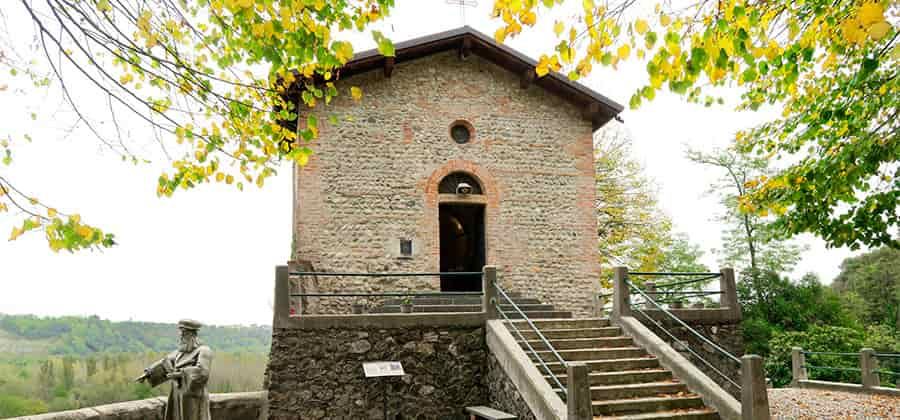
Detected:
left=290, top=292, right=483, bottom=297
left=874, top=369, right=900, bottom=377
left=290, top=271, right=483, bottom=277
left=629, top=272, right=721, bottom=289
left=494, top=283, right=568, bottom=399
left=802, top=351, right=860, bottom=357
left=803, top=365, right=862, bottom=373
left=627, top=279, right=741, bottom=365
left=630, top=272, right=722, bottom=276
left=875, top=353, right=900, bottom=358
left=644, top=290, right=724, bottom=295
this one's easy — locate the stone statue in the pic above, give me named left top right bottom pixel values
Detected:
left=136, top=319, right=213, bottom=420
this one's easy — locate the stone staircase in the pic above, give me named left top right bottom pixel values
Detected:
left=506, top=318, right=720, bottom=419
left=369, top=293, right=572, bottom=319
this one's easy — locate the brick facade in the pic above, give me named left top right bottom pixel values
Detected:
left=293, top=50, right=601, bottom=315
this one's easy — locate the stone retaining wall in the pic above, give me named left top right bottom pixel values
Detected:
left=266, top=323, right=489, bottom=419
left=9, top=391, right=267, bottom=420
left=485, top=353, right=538, bottom=420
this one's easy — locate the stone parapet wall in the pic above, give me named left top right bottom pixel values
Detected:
left=638, top=318, right=744, bottom=398
left=266, top=323, right=489, bottom=419
left=9, top=392, right=267, bottom=420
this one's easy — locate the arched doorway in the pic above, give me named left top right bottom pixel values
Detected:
left=438, top=172, right=485, bottom=292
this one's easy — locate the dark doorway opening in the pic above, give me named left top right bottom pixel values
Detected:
left=439, top=204, right=485, bottom=292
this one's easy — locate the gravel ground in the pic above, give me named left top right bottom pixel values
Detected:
left=769, top=388, right=900, bottom=419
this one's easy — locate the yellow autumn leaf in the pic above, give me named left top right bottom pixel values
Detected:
left=868, top=21, right=891, bottom=41
left=9, top=227, right=22, bottom=241
left=47, top=208, right=57, bottom=217
left=858, top=3, right=884, bottom=26
left=297, top=151, right=309, bottom=166
left=216, top=172, right=225, bottom=182
left=660, top=14, right=671, bottom=27
left=350, top=86, right=362, bottom=101
left=76, top=225, right=93, bottom=238
left=96, top=0, right=112, bottom=12
left=634, top=19, right=649, bottom=35
left=225, top=174, right=234, bottom=184
left=521, top=11, right=536, bottom=26
left=554, top=21, right=564, bottom=37
left=494, top=27, right=507, bottom=43
left=617, top=44, right=631, bottom=60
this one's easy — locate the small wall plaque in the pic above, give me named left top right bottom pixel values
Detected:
left=363, top=361, right=405, bottom=377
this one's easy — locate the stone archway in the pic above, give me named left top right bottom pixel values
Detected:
left=423, top=160, right=500, bottom=281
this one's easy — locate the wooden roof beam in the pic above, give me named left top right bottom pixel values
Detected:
left=520, top=68, right=535, bottom=89
left=383, top=57, right=395, bottom=78
left=459, top=37, right=472, bottom=59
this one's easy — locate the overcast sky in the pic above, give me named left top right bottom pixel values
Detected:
left=0, top=1, right=863, bottom=326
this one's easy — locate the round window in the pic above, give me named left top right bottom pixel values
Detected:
left=449, top=121, right=473, bottom=144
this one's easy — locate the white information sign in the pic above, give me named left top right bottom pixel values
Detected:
left=363, top=361, right=405, bottom=378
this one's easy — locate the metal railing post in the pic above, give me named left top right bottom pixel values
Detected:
left=274, top=265, right=290, bottom=327
left=741, top=355, right=771, bottom=420
left=483, top=265, right=498, bottom=319
left=567, top=362, right=592, bottom=420
left=612, top=266, right=631, bottom=321
left=720, top=267, right=739, bottom=314
left=861, top=348, right=879, bottom=388
left=790, top=347, right=807, bottom=387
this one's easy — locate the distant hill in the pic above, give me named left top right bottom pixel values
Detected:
left=0, top=314, right=271, bottom=356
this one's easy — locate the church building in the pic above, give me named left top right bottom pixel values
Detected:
left=290, top=27, right=623, bottom=316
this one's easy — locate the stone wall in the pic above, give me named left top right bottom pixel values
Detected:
left=10, top=392, right=266, bottom=420
left=293, top=49, right=600, bottom=316
left=266, top=324, right=488, bottom=419
left=485, top=353, right=538, bottom=420
left=639, top=318, right=744, bottom=398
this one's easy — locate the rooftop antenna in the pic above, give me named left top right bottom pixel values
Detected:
left=445, top=0, right=478, bottom=26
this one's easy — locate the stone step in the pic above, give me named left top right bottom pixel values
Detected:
left=550, top=369, right=673, bottom=386
left=592, top=395, right=706, bottom=416
left=517, top=336, right=634, bottom=350
left=516, top=327, right=622, bottom=340
left=368, top=305, right=481, bottom=313
left=541, top=357, right=660, bottom=374
left=608, top=408, right=720, bottom=420
left=574, top=382, right=689, bottom=401
left=369, top=304, right=557, bottom=314
left=528, top=347, right=647, bottom=363
left=502, top=311, right=573, bottom=319
left=381, top=296, right=540, bottom=305
left=507, top=318, right=608, bottom=329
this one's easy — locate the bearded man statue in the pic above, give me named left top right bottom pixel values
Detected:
left=137, top=319, right=213, bottom=420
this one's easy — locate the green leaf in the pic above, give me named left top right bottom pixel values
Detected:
left=601, top=52, right=613, bottom=65
left=742, top=68, right=758, bottom=83
left=628, top=93, right=642, bottom=109
left=857, top=58, right=878, bottom=82
left=372, top=31, right=395, bottom=57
